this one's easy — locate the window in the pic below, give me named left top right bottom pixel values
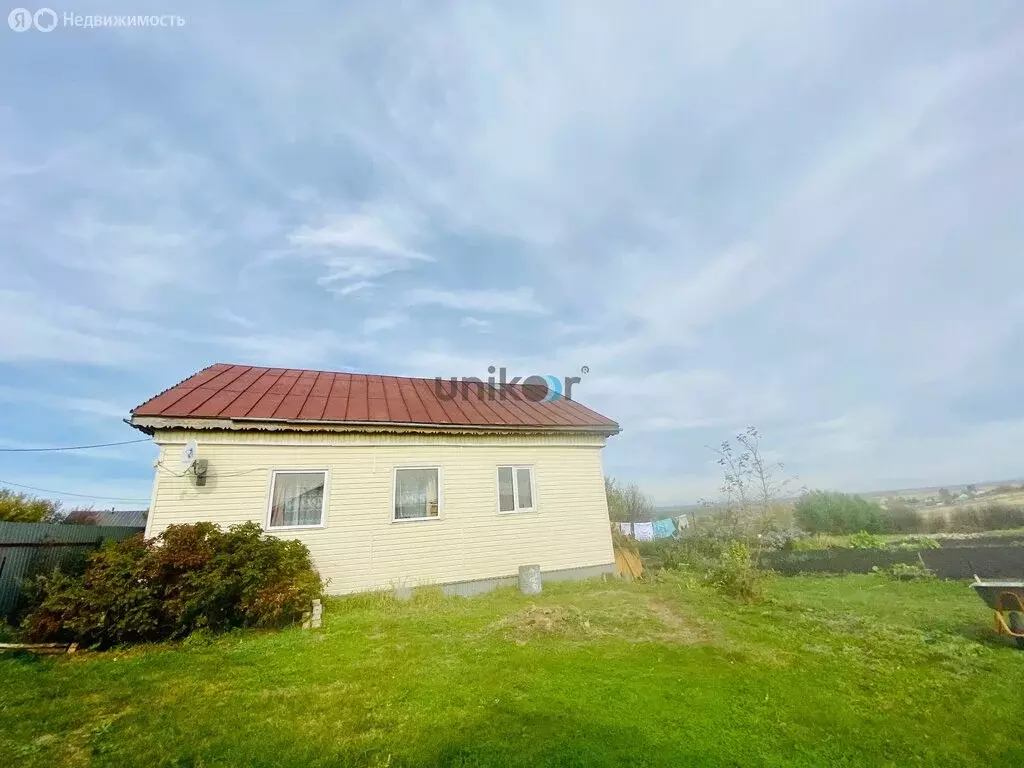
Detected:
left=268, top=471, right=327, bottom=528
left=393, top=467, right=441, bottom=521
left=497, top=466, right=535, bottom=513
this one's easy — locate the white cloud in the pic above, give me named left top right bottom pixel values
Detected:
left=459, top=316, right=492, bottom=332
left=215, top=330, right=377, bottom=368
left=284, top=203, right=434, bottom=293
left=53, top=216, right=199, bottom=297
left=362, top=312, right=407, bottom=334
left=1, top=134, right=227, bottom=315
left=215, top=309, right=257, bottom=329
left=0, top=386, right=127, bottom=420
left=289, top=208, right=422, bottom=257
left=0, top=290, right=147, bottom=365
left=585, top=369, right=788, bottom=434
left=788, top=417, right=1024, bottom=494
left=802, top=406, right=897, bottom=459
left=405, top=287, right=546, bottom=314
left=328, top=280, right=377, bottom=296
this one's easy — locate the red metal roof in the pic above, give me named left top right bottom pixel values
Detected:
left=131, top=364, right=619, bottom=433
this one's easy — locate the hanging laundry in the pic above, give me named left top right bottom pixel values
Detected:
left=633, top=521, right=655, bottom=542
left=652, top=518, right=675, bottom=539
left=616, top=521, right=633, bottom=537
left=675, top=515, right=690, bottom=529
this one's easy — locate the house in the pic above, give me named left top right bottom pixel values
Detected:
left=129, top=363, right=620, bottom=595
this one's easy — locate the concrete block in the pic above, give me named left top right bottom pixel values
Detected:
left=518, top=564, right=542, bottom=595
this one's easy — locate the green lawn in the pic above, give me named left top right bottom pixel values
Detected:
left=2, top=574, right=1022, bottom=767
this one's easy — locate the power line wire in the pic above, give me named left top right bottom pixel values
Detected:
left=0, top=479, right=149, bottom=503
left=156, top=462, right=263, bottom=479
left=0, top=438, right=149, bottom=453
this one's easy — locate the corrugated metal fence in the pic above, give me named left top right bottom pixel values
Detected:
left=0, top=522, right=143, bottom=618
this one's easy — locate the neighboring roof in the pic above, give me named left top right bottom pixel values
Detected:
left=64, top=509, right=148, bottom=527
left=98, top=509, right=148, bottom=527
left=131, top=364, right=620, bottom=434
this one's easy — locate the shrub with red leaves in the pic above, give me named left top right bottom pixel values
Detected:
left=22, top=522, right=323, bottom=647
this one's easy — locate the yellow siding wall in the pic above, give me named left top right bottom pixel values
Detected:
left=147, top=430, right=615, bottom=594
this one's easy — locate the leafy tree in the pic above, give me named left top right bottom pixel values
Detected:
left=605, top=477, right=655, bottom=523
left=937, top=488, right=953, bottom=504
left=880, top=498, right=923, bottom=533
left=0, top=488, right=62, bottom=523
left=794, top=490, right=886, bottom=534
left=62, top=509, right=101, bottom=525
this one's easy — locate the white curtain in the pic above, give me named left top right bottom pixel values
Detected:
left=271, top=473, right=325, bottom=526
left=395, top=468, right=439, bottom=519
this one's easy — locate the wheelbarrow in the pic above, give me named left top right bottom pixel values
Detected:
left=971, top=579, right=1024, bottom=649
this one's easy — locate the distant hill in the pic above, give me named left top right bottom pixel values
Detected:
left=857, top=479, right=1024, bottom=501
left=656, top=478, right=1024, bottom=512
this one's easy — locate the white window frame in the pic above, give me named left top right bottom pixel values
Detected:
left=496, top=465, right=537, bottom=515
left=391, top=465, right=443, bottom=523
left=265, top=469, right=330, bottom=531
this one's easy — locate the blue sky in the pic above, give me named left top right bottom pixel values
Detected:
left=1, top=1, right=1023, bottom=509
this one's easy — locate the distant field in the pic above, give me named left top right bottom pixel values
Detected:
left=870, top=484, right=1024, bottom=517
left=659, top=480, right=1024, bottom=520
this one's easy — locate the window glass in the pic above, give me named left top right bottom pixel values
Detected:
left=270, top=472, right=325, bottom=527
left=498, top=467, right=515, bottom=512
left=394, top=468, right=440, bottom=519
left=516, top=468, right=534, bottom=509
left=498, top=466, right=535, bottom=512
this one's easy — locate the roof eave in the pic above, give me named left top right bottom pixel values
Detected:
left=129, top=414, right=621, bottom=437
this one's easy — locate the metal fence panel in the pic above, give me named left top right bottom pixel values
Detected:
left=0, top=521, right=143, bottom=618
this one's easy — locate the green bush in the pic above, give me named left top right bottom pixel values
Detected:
left=796, top=491, right=1024, bottom=536
left=788, top=532, right=943, bottom=552
left=637, top=532, right=769, bottom=600
left=22, top=522, right=323, bottom=647
left=885, top=501, right=924, bottom=534
left=758, top=526, right=806, bottom=550
left=636, top=532, right=727, bottom=572
left=872, top=562, right=935, bottom=581
left=794, top=491, right=887, bottom=534
left=706, top=542, right=766, bottom=600
left=846, top=531, right=888, bottom=549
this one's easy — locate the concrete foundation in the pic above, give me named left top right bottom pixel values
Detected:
left=439, top=562, right=616, bottom=598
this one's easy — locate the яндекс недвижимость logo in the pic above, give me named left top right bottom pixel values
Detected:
left=7, top=8, right=185, bottom=31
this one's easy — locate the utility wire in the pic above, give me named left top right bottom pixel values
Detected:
left=0, top=438, right=149, bottom=453
left=156, top=462, right=264, bottom=479
left=0, top=479, right=149, bottom=503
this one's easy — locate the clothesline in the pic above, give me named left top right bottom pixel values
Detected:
left=615, top=515, right=690, bottom=541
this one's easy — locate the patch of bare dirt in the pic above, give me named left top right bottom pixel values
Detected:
left=500, top=605, right=592, bottom=644
left=643, top=597, right=706, bottom=644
